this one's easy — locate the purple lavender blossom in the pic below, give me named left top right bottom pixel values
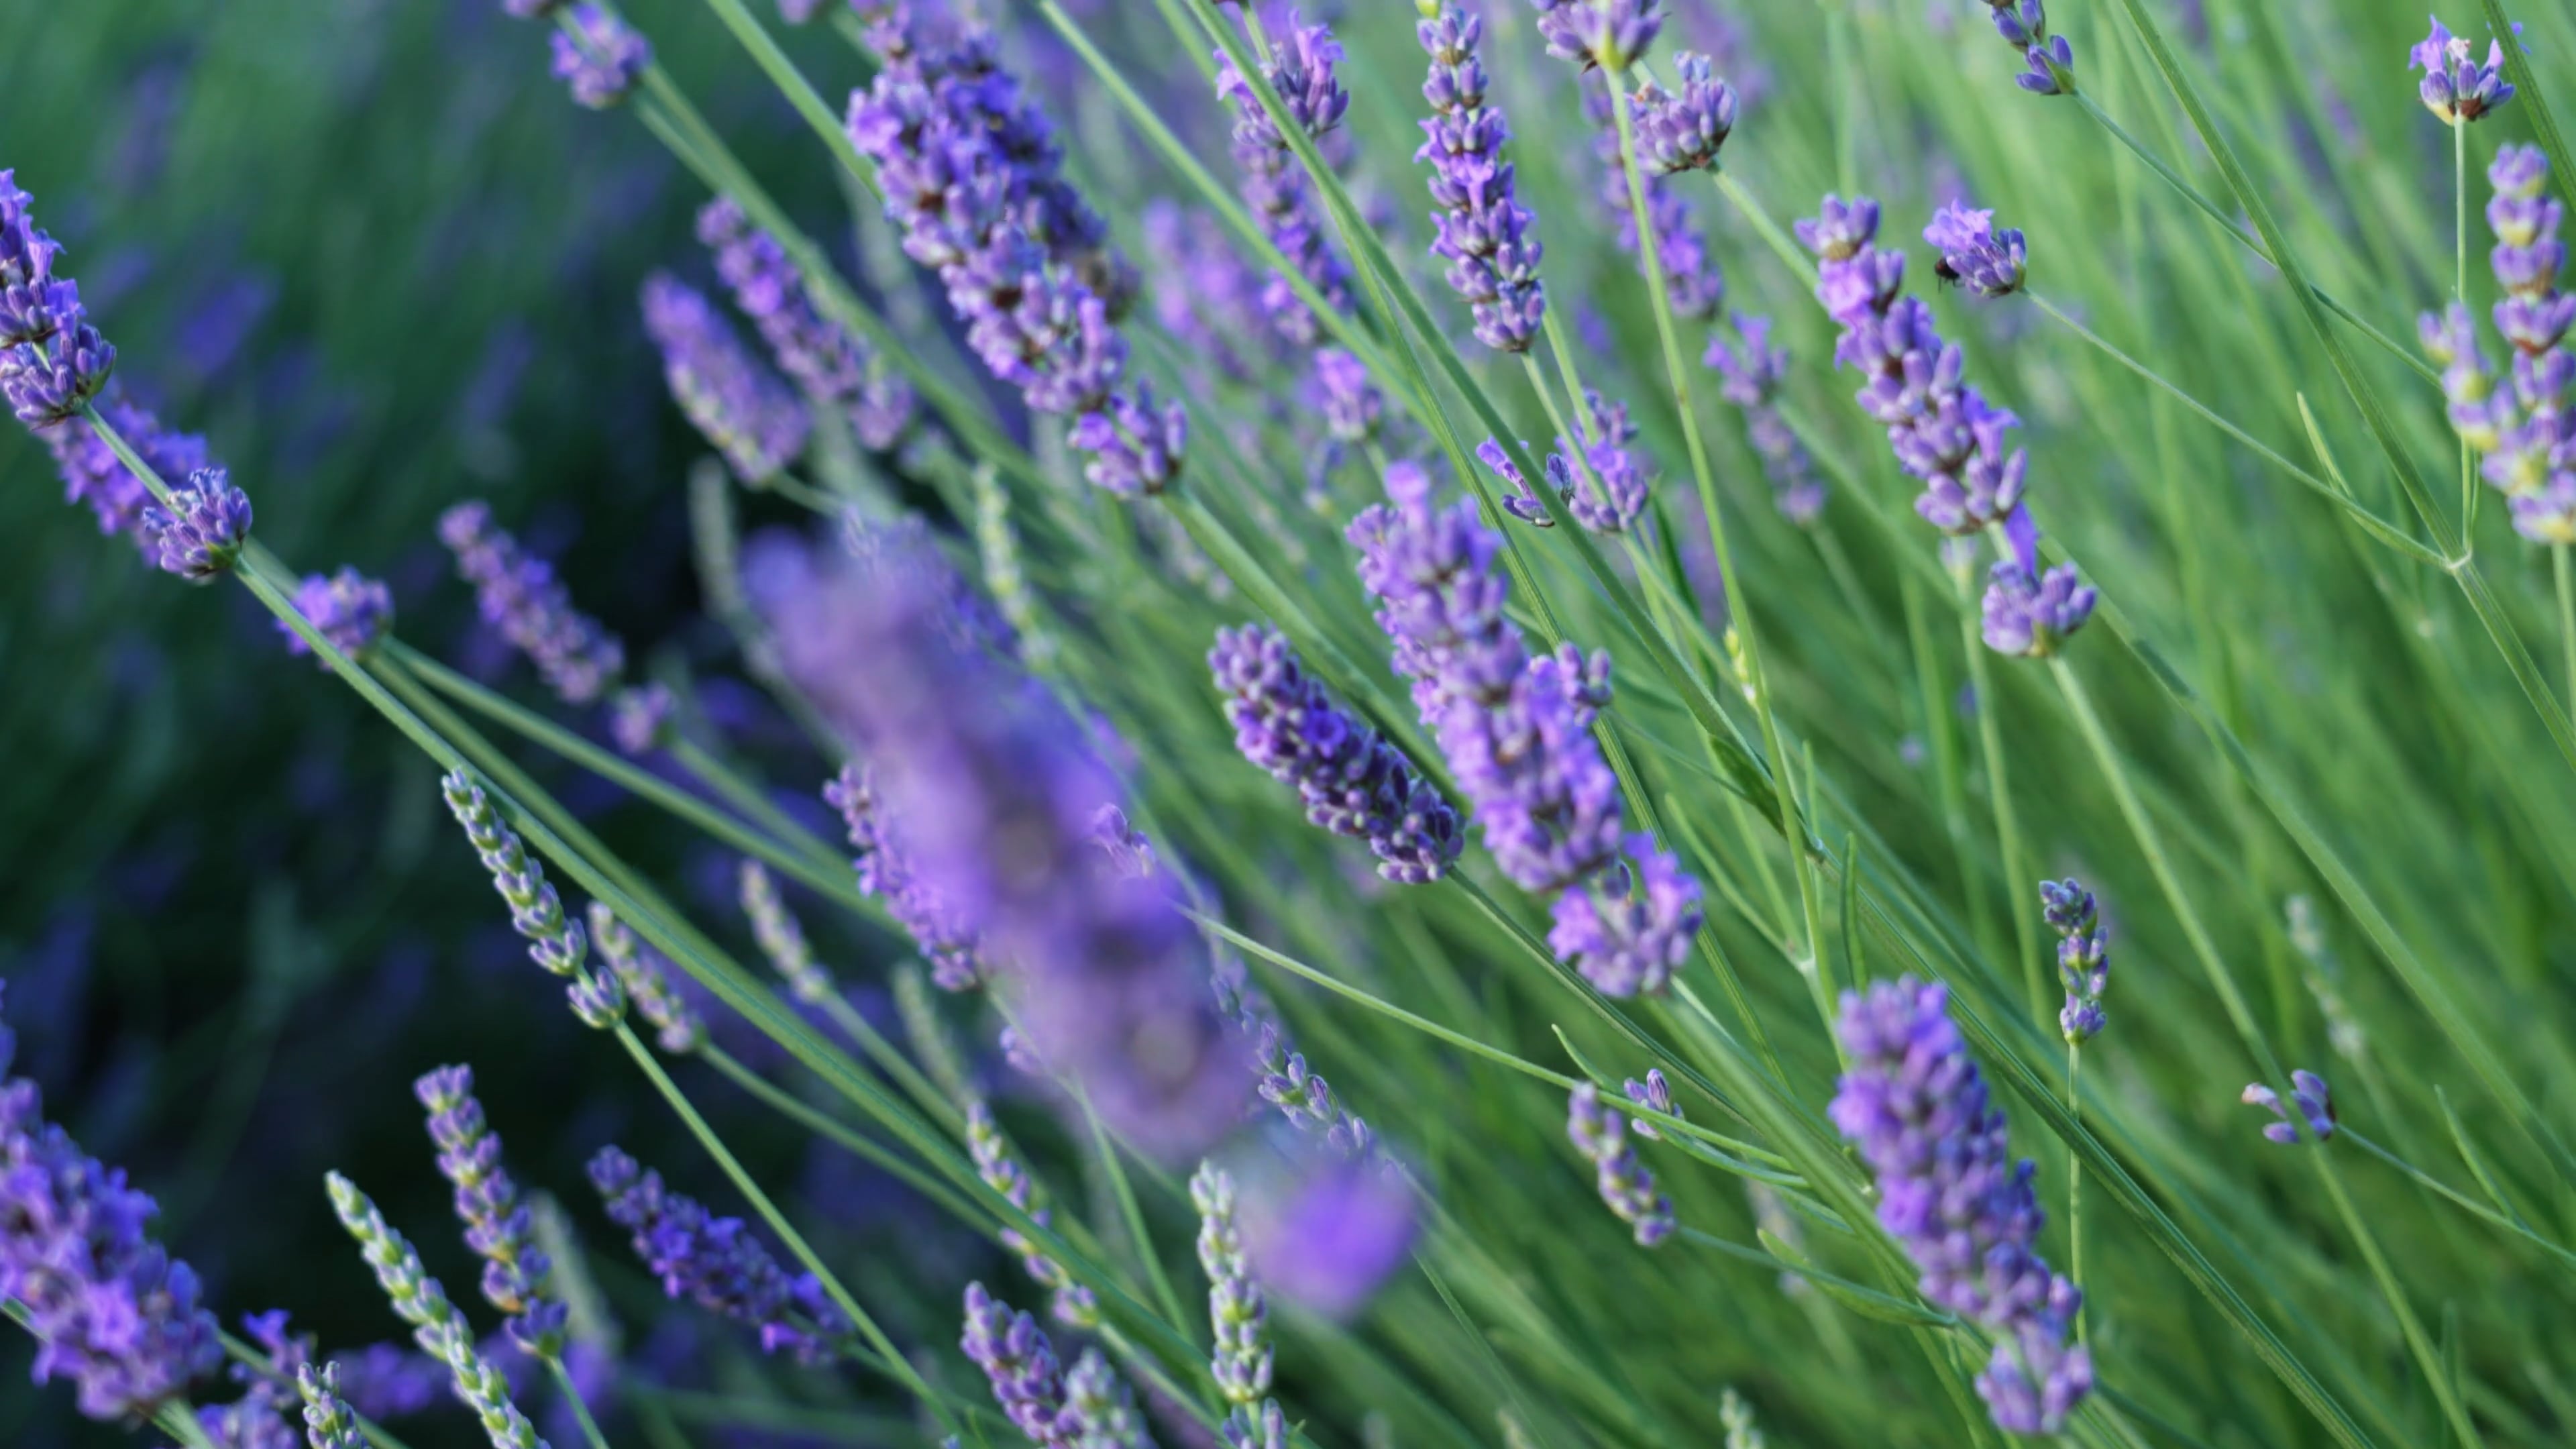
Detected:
left=1062, top=1348, right=1153, bottom=1449
left=588, top=902, right=705, bottom=1054
left=549, top=5, right=651, bottom=110
left=279, top=568, right=394, bottom=665
left=2243, top=1070, right=2337, bottom=1144
left=609, top=683, right=675, bottom=755
left=738, top=858, right=832, bottom=1005
left=2462, top=145, right=2576, bottom=542
left=1238, top=1152, right=1416, bottom=1318
left=1703, top=314, right=1824, bottom=523
left=640, top=272, right=810, bottom=483
left=1416, top=5, right=1548, bottom=353
left=441, top=772, right=588, bottom=979
left=1987, top=0, right=2076, bottom=97
left=1208, top=623, right=1463, bottom=883
left=1631, top=52, right=1737, bottom=174
left=1829, top=977, right=2092, bottom=1434
left=848, top=27, right=1181, bottom=495
left=1621, top=1066, right=1675, bottom=1138
left=2040, top=879, right=2107, bottom=1043
left=1214, top=12, right=1358, bottom=344
left=589, top=1146, right=850, bottom=1362
left=1191, top=1164, right=1274, bottom=1405
left=826, top=763, right=989, bottom=991
left=1479, top=390, right=1652, bottom=533
left=41, top=390, right=214, bottom=547
left=1546, top=837, right=1703, bottom=996
left=195, top=1374, right=301, bottom=1449
left=0, top=170, right=78, bottom=347
left=0, top=312, right=112, bottom=425
left=696, top=199, right=916, bottom=451
left=0, top=985, right=222, bottom=1421
left=144, top=465, right=252, bottom=580
left=297, top=1363, right=367, bottom=1449
left=1313, top=347, right=1383, bottom=445
left=806, top=535, right=1250, bottom=1155
left=1566, top=1082, right=1673, bottom=1246
left=2410, top=17, right=2516, bottom=123
left=439, top=500, right=627, bottom=706
left=1586, top=78, right=1724, bottom=321
left=1532, top=0, right=1664, bottom=73
left=967, top=1102, right=1098, bottom=1328
left=414, top=1065, right=566, bottom=1356
left=960, top=1283, right=1067, bottom=1444
left=1981, top=511, right=2095, bottom=657
left=1925, top=203, right=2028, bottom=297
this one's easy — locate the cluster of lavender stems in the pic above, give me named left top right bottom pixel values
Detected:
left=1349, top=461, right=1704, bottom=996
left=1830, top=979, right=2092, bottom=1435
left=2422, top=144, right=2576, bottom=543
left=957, top=1283, right=1150, bottom=1449
left=1415, top=5, right=1546, bottom=354
left=966, top=1102, right=1098, bottom=1328
left=847, top=3, right=1180, bottom=498
left=1799, top=193, right=2094, bottom=657
left=1566, top=1082, right=1674, bottom=1246
left=696, top=197, right=917, bottom=451
left=588, top=901, right=706, bottom=1054
left=1208, top=623, right=1463, bottom=881
left=588, top=1146, right=850, bottom=1362
left=639, top=270, right=811, bottom=484
left=1703, top=314, right=1824, bottom=523
left=2409, top=17, right=2516, bottom=124
left=438, top=500, right=627, bottom=706
left=0, top=984, right=223, bottom=1423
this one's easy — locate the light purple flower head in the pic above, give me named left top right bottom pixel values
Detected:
left=1567, top=1082, right=1673, bottom=1246
left=1238, top=1152, right=1417, bottom=1318
left=413, top=1065, right=566, bottom=1356
left=1981, top=508, right=2095, bottom=657
left=280, top=567, right=394, bottom=665
left=640, top=272, right=810, bottom=482
left=2243, top=1069, right=2338, bottom=1144
left=696, top=198, right=916, bottom=451
left=549, top=5, right=651, bottom=109
left=2040, top=878, right=2108, bottom=1043
left=2410, top=17, right=2517, bottom=123
left=438, top=500, right=626, bottom=705
left=1215, top=11, right=1357, bottom=345
left=144, top=465, right=253, bottom=580
left=1417, top=5, right=1548, bottom=353
left=0, top=172, right=113, bottom=425
left=1990, top=0, right=2076, bottom=97
left=1925, top=203, right=2027, bottom=297
left=1632, top=52, right=1737, bottom=174
left=1547, top=839, right=1704, bottom=997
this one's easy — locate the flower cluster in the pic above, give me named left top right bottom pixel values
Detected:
left=1926, top=203, right=2027, bottom=297
left=1703, top=314, right=1823, bottom=522
left=959, top=1283, right=1151, bottom=1449
left=588, top=901, right=704, bottom=1054
left=696, top=198, right=916, bottom=451
left=0, top=170, right=113, bottom=429
left=438, top=500, right=627, bottom=706
left=324, top=1173, right=549, bottom=1449
left=1350, top=462, right=1703, bottom=996
left=2422, top=145, right=2576, bottom=542
left=640, top=272, right=810, bottom=483
left=1830, top=978, right=2092, bottom=1435
left=1982, top=0, right=2075, bottom=97
left=0, top=986, right=221, bottom=1422
left=1209, top=623, right=1463, bottom=881
left=588, top=1146, right=850, bottom=1362
left=1191, top=1163, right=1275, bottom=1407
left=1480, top=388, right=1652, bottom=533
left=2041, top=879, right=2108, bottom=1043
left=297, top=1364, right=367, bottom=1449
left=547, top=5, right=651, bottom=111
left=1215, top=11, right=1356, bottom=345
left=1416, top=6, right=1546, bottom=353
left=966, top=1102, right=1097, bottom=1328
left=1583, top=78, right=1724, bottom=323
left=279, top=567, right=396, bottom=666
left=2410, top=17, right=2516, bottom=123
left=48, top=392, right=213, bottom=548
left=848, top=9, right=1180, bottom=496
left=2244, top=1069, right=2337, bottom=1145
left=802, top=531, right=1247, bottom=1155
left=441, top=771, right=629, bottom=1028
left=1801, top=193, right=2092, bottom=657
left=1532, top=0, right=1664, bottom=74
left=826, top=763, right=989, bottom=991
left=413, top=1065, right=567, bottom=1355
left=1631, top=52, right=1737, bottom=175
left=1566, top=1082, right=1673, bottom=1246
left=144, top=466, right=254, bottom=580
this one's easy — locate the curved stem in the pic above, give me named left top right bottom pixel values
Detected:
left=545, top=1354, right=616, bottom=1449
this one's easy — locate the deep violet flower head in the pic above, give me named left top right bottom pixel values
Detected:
left=800, top=531, right=1250, bottom=1156
left=959, top=1283, right=1152, bottom=1448
left=737, top=858, right=833, bottom=1005
left=1829, top=977, right=2092, bottom=1435
left=2410, top=17, right=2516, bottom=123
left=1415, top=5, right=1548, bottom=353
left=438, top=501, right=627, bottom=706
left=1214, top=11, right=1358, bottom=344
left=826, top=762, right=989, bottom=991
left=588, top=902, right=704, bottom=1054
left=966, top=1102, right=1098, bottom=1328
left=41, top=390, right=213, bottom=547
left=2243, top=1069, right=2338, bottom=1144
left=144, top=466, right=253, bottom=580
left=323, top=1173, right=549, bottom=1449
left=1986, top=0, right=2076, bottom=97
left=1631, top=52, right=1737, bottom=174
left=1925, top=203, right=2027, bottom=297
left=848, top=18, right=1179, bottom=496
left=1238, top=1151, right=1417, bottom=1319
left=2040, top=879, right=2108, bottom=1043
left=549, top=5, right=651, bottom=110
left=0, top=985, right=221, bottom=1421
left=639, top=272, right=810, bottom=482
left=609, top=682, right=676, bottom=755
left=412, top=1065, right=566, bottom=1356
left=1566, top=1082, right=1673, bottom=1246
left=297, top=1364, right=367, bottom=1449
left=0, top=170, right=114, bottom=428
left=588, top=1146, right=849, bottom=1362
left=1191, top=1163, right=1275, bottom=1406
left=279, top=568, right=394, bottom=665
left=1208, top=623, right=1464, bottom=883
left=1532, top=0, right=1664, bottom=74
left=1981, top=508, right=2096, bottom=658
left=1703, top=313, right=1824, bottom=523
left=696, top=198, right=916, bottom=451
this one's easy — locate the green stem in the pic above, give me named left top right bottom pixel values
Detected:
left=667, top=736, right=849, bottom=875
left=1960, top=570, right=2042, bottom=1024
left=1079, top=1093, right=1193, bottom=1336
left=2341, top=1129, right=2576, bottom=1274
left=2068, top=1042, right=2086, bottom=1347
left=2310, top=1152, right=2486, bottom=1447
left=545, top=1354, right=616, bottom=1449
left=2457, top=116, right=2480, bottom=538
left=2558, top=545, right=2576, bottom=727
left=691, top=0, right=878, bottom=191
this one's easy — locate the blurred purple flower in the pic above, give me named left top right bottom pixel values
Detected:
left=439, top=500, right=627, bottom=705
left=1238, top=1153, right=1415, bottom=1318
left=1214, top=10, right=1355, bottom=344
left=639, top=272, right=809, bottom=483
left=1567, top=1081, right=1672, bottom=1246
left=697, top=198, right=915, bottom=451
left=2243, top=1069, right=2337, bottom=1144
left=278, top=568, right=394, bottom=665
left=589, top=1146, right=850, bottom=1362
left=549, top=5, right=651, bottom=110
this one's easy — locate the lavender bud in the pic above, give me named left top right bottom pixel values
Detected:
left=1567, top=1082, right=1673, bottom=1246
left=1191, top=1164, right=1275, bottom=1405
left=2243, top=1069, right=2338, bottom=1144
left=1621, top=1067, right=1676, bottom=1139
left=1980, top=511, right=2095, bottom=658
left=2040, top=879, right=2108, bottom=1042
left=2409, top=17, right=2516, bottom=123
left=297, top=1364, right=366, bottom=1449
left=412, top=1065, right=566, bottom=1356
left=549, top=5, right=651, bottom=110
left=1631, top=52, right=1736, bottom=174
left=966, top=1102, right=1098, bottom=1328
left=960, top=1283, right=1069, bottom=1442
left=609, top=683, right=676, bottom=755
left=589, top=1147, right=849, bottom=1361
left=278, top=568, right=394, bottom=665
left=737, top=858, right=833, bottom=1005
left=586, top=902, right=704, bottom=1053
left=441, top=772, right=588, bottom=979
left=1924, top=203, right=2028, bottom=297
left=144, top=465, right=253, bottom=580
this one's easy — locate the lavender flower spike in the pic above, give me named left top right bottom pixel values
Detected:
left=1631, top=52, right=1737, bottom=175
left=1416, top=5, right=1547, bottom=353
left=278, top=568, right=394, bottom=666
left=1586, top=78, right=1725, bottom=323
left=1215, top=10, right=1357, bottom=344
left=1982, top=508, right=2095, bottom=658
left=1986, top=0, right=2076, bottom=97
left=639, top=272, right=810, bottom=483
left=0, top=985, right=221, bottom=1421
left=439, top=500, right=627, bottom=706
left=737, top=858, right=833, bottom=1005
left=2041, top=879, right=2108, bottom=1043
left=2410, top=17, right=2516, bottom=123
left=1566, top=1082, right=1674, bottom=1246
left=1209, top=623, right=1463, bottom=882
left=697, top=198, right=916, bottom=451
left=145, top=466, right=254, bottom=580
left=323, top=1173, right=550, bottom=1449
left=1532, top=0, right=1664, bottom=74
left=1830, top=977, right=2092, bottom=1435
left=2243, top=1070, right=2337, bottom=1144
left=587, top=902, right=704, bottom=1054
left=1191, top=1164, right=1275, bottom=1407
left=1926, top=203, right=2028, bottom=297
left=1062, top=1349, right=1154, bottom=1449
left=441, top=773, right=586, bottom=979
left=297, top=1363, right=367, bottom=1449
left=826, top=763, right=989, bottom=992
left=588, top=1146, right=850, bottom=1362
left=1703, top=314, right=1824, bottom=523
left=967, top=1102, right=1098, bottom=1328
left=413, top=1065, right=566, bottom=1356
left=549, top=5, right=651, bottom=110
left=961, top=1283, right=1071, bottom=1447
left=44, top=388, right=216, bottom=547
